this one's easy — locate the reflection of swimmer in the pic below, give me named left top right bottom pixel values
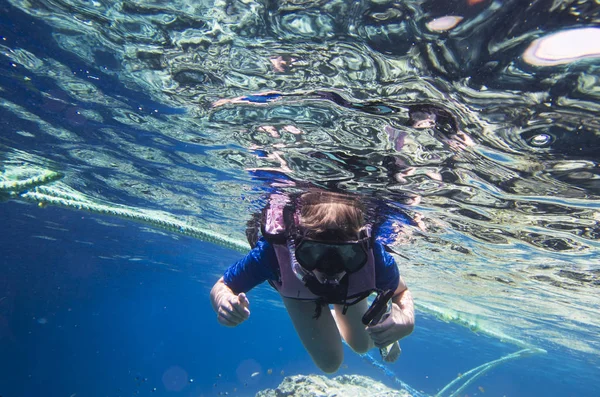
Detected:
left=212, top=91, right=471, bottom=149
left=210, top=191, right=415, bottom=373
left=214, top=91, right=472, bottom=189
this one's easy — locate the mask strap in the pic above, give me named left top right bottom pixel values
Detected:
left=360, top=224, right=373, bottom=248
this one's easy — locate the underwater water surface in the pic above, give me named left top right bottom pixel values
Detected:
left=1, top=0, right=600, bottom=396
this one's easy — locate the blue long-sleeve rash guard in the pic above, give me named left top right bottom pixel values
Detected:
left=223, top=237, right=400, bottom=295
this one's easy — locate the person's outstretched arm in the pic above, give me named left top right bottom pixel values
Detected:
left=210, top=238, right=278, bottom=327
left=210, top=277, right=250, bottom=327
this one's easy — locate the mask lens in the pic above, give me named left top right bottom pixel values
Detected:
left=294, top=240, right=320, bottom=271
left=336, top=244, right=368, bottom=272
left=295, top=239, right=368, bottom=274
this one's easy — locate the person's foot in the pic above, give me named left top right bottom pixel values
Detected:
left=381, top=341, right=402, bottom=363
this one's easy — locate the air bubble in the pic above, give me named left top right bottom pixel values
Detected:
left=529, top=134, right=552, bottom=147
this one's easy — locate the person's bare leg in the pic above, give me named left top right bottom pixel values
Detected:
left=333, top=299, right=374, bottom=354
left=282, top=297, right=343, bottom=373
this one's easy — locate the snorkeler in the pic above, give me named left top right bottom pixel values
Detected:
left=210, top=191, right=415, bottom=373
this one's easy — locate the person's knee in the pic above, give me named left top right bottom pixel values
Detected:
left=311, top=347, right=343, bottom=373
left=315, top=356, right=342, bottom=373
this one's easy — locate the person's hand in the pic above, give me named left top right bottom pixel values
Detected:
left=216, top=292, right=250, bottom=327
left=366, top=302, right=414, bottom=348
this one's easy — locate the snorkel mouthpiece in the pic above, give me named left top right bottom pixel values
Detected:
left=312, top=269, right=345, bottom=285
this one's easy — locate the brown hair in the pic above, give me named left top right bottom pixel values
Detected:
left=297, top=191, right=365, bottom=239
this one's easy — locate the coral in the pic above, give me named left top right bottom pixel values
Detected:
left=255, top=374, right=412, bottom=397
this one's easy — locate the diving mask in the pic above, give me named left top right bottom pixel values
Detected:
left=293, top=231, right=370, bottom=276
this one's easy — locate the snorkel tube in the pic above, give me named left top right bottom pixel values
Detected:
left=288, top=239, right=311, bottom=282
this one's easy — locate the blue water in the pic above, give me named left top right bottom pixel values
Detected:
left=1, top=202, right=597, bottom=397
